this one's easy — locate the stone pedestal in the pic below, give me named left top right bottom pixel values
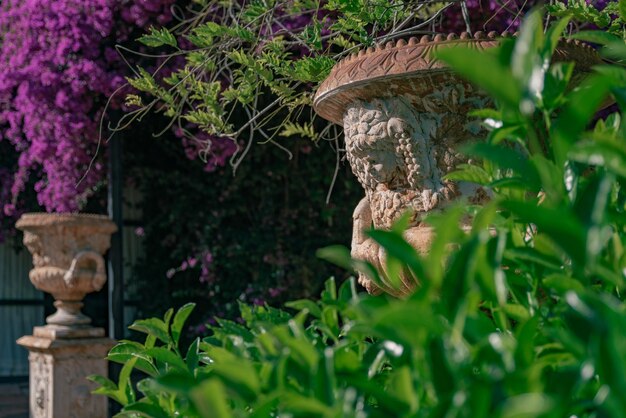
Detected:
left=14, top=213, right=118, bottom=417
left=17, top=330, right=114, bottom=418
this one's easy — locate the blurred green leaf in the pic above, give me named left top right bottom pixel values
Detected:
left=316, top=245, right=353, bottom=271
left=552, top=75, right=613, bottom=166
left=285, top=299, right=322, bottom=318
left=435, top=46, right=521, bottom=108
left=191, top=379, right=232, bottom=418
left=172, top=302, right=196, bottom=346
left=570, top=30, right=623, bottom=45
left=130, top=318, right=170, bottom=344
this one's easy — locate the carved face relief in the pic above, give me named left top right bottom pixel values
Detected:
left=344, top=97, right=448, bottom=227
left=342, top=87, right=494, bottom=230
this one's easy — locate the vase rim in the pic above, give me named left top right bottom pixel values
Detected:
left=313, top=33, right=602, bottom=125
left=15, top=212, right=117, bottom=232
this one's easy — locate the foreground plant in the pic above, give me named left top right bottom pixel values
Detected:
left=92, top=8, right=626, bottom=418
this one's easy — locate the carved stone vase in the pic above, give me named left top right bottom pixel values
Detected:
left=313, top=32, right=601, bottom=297
left=16, top=213, right=117, bottom=328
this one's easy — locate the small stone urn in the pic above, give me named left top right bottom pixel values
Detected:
left=313, top=32, right=601, bottom=296
left=16, top=213, right=116, bottom=418
left=16, top=213, right=117, bottom=330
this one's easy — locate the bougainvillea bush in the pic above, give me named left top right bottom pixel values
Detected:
left=0, top=0, right=184, bottom=232
left=92, top=6, right=626, bottom=418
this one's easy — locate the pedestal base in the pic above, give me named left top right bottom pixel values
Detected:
left=17, top=331, right=114, bottom=418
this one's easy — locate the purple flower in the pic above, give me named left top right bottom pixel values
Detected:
left=0, top=0, right=178, bottom=221
left=268, top=287, right=284, bottom=298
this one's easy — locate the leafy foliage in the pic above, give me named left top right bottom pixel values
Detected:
left=95, top=9, right=626, bottom=416
left=548, top=0, right=625, bottom=38
left=121, top=0, right=533, bottom=170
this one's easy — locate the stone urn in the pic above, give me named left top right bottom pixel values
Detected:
left=16, top=213, right=117, bottom=328
left=313, top=32, right=601, bottom=297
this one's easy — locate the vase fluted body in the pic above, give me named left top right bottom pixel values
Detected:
left=16, top=213, right=117, bottom=327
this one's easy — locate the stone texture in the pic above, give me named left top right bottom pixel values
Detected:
left=313, top=34, right=602, bottom=296
left=33, top=325, right=105, bottom=340
left=16, top=335, right=114, bottom=418
left=15, top=213, right=117, bottom=326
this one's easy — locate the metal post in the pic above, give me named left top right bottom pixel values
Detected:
left=107, top=132, right=124, bottom=340
left=107, top=132, right=124, bottom=417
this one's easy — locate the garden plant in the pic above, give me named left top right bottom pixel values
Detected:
left=91, top=2, right=626, bottom=417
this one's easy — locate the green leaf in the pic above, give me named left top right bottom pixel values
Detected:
left=215, top=318, right=254, bottom=342
left=542, top=274, right=585, bottom=294
left=512, top=8, right=543, bottom=84
left=322, top=277, right=338, bottom=302
left=123, top=402, right=170, bottom=418
left=551, top=74, right=613, bottom=166
left=117, top=357, right=138, bottom=406
left=387, top=366, right=418, bottom=412
left=337, top=276, right=358, bottom=305
left=500, top=201, right=587, bottom=263
left=139, top=27, right=177, bottom=48
left=107, top=342, right=157, bottom=376
left=504, top=248, right=562, bottom=270
left=279, top=121, right=316, bottom=139
left=570, top=30, right=623, bottom=46
left=172, top=303, right=196, bottom=346
left=144, top=347, right=188, bottom=373
left=156, top=371, right=196, bottom=393
left=463, top=142, right=540, bottom=190
left=542, top=62, right=574, bottom=111
left=544, top=16, right=572, bottom=59
left=130, top=318, right=170, bottom=344
left=435, top=46, right=521, bottom=108
left=191, top=379, right=232, bottom=418
left=290, top=56, right=335, bottom=82
left=568, top=140, right=626, bottom=178
left=88, top=375, right=129, bottom=406
left=211, top=360, right=261, bottom=401
left=281, top=393, right=334, bottom=415
left=423, top=204, right=465, bottom=287
left=444, top=164, right=491, bottom=185
left=499, top=392, right=556, bottom=417
left=316, top=245, right=353, bottom=271
left=88, top=374, right=117, bottom=392
left=502, top=303, right=530, bottom=322
left=314, top=348, right=336, bottom=404
left=285, top=299, right=322, bottom=318
left=367, top=229, right=425, bottom=283
left=185, top=338, right=200, bottom=373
